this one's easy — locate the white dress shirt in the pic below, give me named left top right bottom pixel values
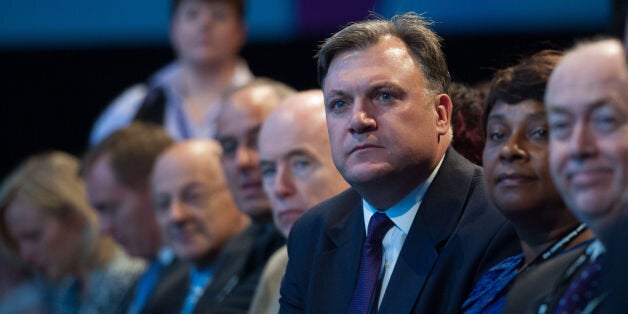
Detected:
left=362, top=154, right=445, bottom=308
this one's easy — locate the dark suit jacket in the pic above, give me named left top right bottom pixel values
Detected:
left=279, top=148, right=519, bottom=314
left=502, top=243, right=590, bottom=314
left=194, top=222, right=285, bottom=314
left=135, top=223, right=284, bottom=314
left=138, top=259, right=190, bottom=314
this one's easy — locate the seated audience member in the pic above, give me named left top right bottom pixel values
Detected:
left=90, top=0, right=253, bottom=145
left=248, top=90, right=350, bottom=314
left=151, top=140, right=252, bottom=313
left=461, top=50, right=594, bottom=314
left=215, top=78, right=296, bottom=223
left=448, top=82, right=486, bottom=165
left=504, top=38, right=628, bottom=313
left=0, top=151, right=145, bottom=313
left=0, top=241, right=46, bottom=314
left=280, top=12, right=518, bottom=314
left=81, top=122, right=189, bottom=314
left=207, top=78, right=294, bottom=311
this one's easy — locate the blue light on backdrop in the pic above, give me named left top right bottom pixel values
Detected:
left=0, top=0, right=612, bottom=48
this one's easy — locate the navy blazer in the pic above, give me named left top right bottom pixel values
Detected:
left=139, top=223, right=284, bottom=314
left=280, top=148, right=519, bottom=314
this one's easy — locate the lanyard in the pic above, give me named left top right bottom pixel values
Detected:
left=525, top=223, right=588, bottom=270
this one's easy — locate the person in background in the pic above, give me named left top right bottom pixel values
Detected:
left=215, top=78, right=296, bottom=223
left=504, top=38, right=628, bottom=313
left=448, top=82, right=486, bottom=165
left=90, top=0, right=252, bottom=145
left=461, top=50, right=594, bottom=314
left=204, top=78, right=294, bottom=312
left=280, top=12, right=518, bottom=314
left=0, top=151, right=145, bottom=313
left=0, top=241, right=45, bottom=314
left=82, top=122, right=188, bottom=314
left=151, top=140, right=252, bottom=313
left=248, top=89, right=349, bottom=314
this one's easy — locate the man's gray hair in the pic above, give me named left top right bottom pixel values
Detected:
left=316, top=12, right=450, bottom=95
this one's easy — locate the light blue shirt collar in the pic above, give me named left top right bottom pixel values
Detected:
left=362, top=153, right=445, bottom=234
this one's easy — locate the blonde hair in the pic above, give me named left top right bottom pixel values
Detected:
left=0, top=151, right=111, bottom=268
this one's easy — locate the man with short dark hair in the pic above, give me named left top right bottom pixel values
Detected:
left=280, top=12, right=518, bottom=313
left=82, top=122, right=182, bottom=314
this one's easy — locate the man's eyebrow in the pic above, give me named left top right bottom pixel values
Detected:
left=259, top=160, right=275, bottom=167
left=284, top=149, right=314, bottom=160
left=324, top=90, right=350, bottom=99
left=549, top=98, right=617, bottom=115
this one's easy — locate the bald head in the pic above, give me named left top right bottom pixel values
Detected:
left=215, top=79, right=296, bottom=223
left=154, top=140, right=225, bottom=187
left=547, top=39, right=628, bottom=107
left=263, top=90, right=329, bottom=146
left=546, top=39, right=628, bottom=240
left=151, top=140, right=249, bottom=265
left=259, top=90, right=349, bottom=237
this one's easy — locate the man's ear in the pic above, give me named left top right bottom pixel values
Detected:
left=434, top=94, right=452, bottom=136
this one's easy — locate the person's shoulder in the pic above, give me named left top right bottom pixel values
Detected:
left=290, top=188, right=359, bottom=233
left=89, top=83, right=148, bottom=145
left=503, top=244, right=590, bottom=313
left=262, top=246, right=289, bottom=280
left=433, top=148, right=486, bottom=195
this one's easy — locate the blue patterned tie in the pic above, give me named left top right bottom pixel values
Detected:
left=347, top=212, right=395, bottom=314
left=552, top=255, right=604, bottom=313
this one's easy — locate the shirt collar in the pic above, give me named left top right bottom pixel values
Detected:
left=157, top=247, right=176, bottom=265
left=362, top=153, right=446, bottom=235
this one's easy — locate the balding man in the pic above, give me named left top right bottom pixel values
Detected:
left=151, top=140, right=250, bottom=314
left=248, top=90, right=349, bottom=314
left=504, top=39, right=628, bottom=313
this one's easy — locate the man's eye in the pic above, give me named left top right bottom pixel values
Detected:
left=153, top=197, right=171, bottom=213
left=593, top=115, right=620, bottom=133
left=219, top=139, right=237, bottom=156
left=331, top=100, right=346, bottom=111
left=291, top=158, right=314, bottom=176
left=548, top=119, right=570, bottom=139
left=181, top=7, right=200, bottom=20
left=260, top=164, right=277, bottom=178
left=293, top=159, right=310, bottom=170
left=379, top=92, right=393, bottom=101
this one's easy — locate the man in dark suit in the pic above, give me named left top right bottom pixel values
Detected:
left=279, top=12, right=519, bottom=314
left=151, top=140, right=252, bottom=313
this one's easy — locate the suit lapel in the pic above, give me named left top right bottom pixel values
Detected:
left=201, top=225, right=256, bottom=304
left=379, top=149, right=473, bottom=314
left=311, top=191, right=365, bottom=314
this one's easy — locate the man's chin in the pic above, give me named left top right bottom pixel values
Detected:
left=343, top=167, right=394, bottom=187
left=240, top=199, right=272, bottom=220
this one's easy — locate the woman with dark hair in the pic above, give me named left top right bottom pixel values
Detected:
left=462, top=50, right=594, bottom=314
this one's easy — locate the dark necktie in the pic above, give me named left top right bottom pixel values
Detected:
left=552, top=254, right=604, bottom=313
left=347, top=212, right=395, bottom=314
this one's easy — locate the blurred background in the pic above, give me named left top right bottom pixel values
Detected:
left=0, top=0, right=624, bottom=179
